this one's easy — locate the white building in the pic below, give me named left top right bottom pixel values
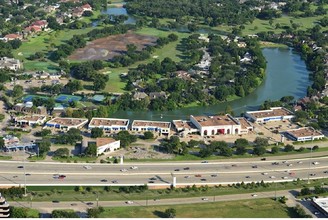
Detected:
left=131, top=120, right=171, bottom=135
left=312, top=198, right=328, bottom=216
left=245, top=107, right=294, bottom=123
left=44, top=117, right=88, bottom=131
left=14, top=115, right=47, bottom=126
left=285, top=127, right=325, bottom=142
left=0, top=57, right=21, bottom=71
left=88, top=118, right=129, bottom=132
left=93, top=138, right=120, bottom=156
left=0, top=193, right=9, bottom=218
left=190, top=114, right=243, bottom=137
left=172, top=120, right=199, bottom=137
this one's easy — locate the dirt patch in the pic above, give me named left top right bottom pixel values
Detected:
left=68, top=32, right=157, bottom=61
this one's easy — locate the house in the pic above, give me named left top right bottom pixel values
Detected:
left=0, top=57, right=21, bottom=71
left=131, top=120, right=171, bottom=135
left=245, top=107, right=295, bottom=123
left=133, top=92, right=148, bottom=100
left=284, top=127, right=325, bottom=142
left=3, top=34, right=22, bottom=42
left=14, top=115, right=47, bottom=126
left=72, top=7, right=84, bottom=18
left=24, top=25, right=42, bottom=33
left=44, top=117, right=88, bottom=131
left=190, top=114, right=243, bottom=136
left=88, top=118, right=129, bottom=132
left=12, top=103, right=47, bottom=115
left=30, top=20, right=48, bottom=29
left=82, top=3, right=92, bottom=11
left=149, top=91, right=167, bottom=100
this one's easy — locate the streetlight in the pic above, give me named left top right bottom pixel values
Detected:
left=23, top=148, right=27, bottom=197
left=307, top=146, right=313, bottom=184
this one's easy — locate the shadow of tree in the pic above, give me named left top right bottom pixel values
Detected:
left=153, top=210, right=167, bottom=218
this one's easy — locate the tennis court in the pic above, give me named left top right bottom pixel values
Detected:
left=55, top=94, right=82, bottom=103
left=23, top=95, right=49, bottom=102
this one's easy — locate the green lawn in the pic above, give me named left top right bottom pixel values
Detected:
left=98, top=198, right=296, bottom=218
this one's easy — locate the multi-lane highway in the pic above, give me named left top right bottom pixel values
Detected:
left=0, top=156, right=328, bottom=186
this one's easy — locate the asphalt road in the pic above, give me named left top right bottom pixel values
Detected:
left=0, top=155, right=328, bottom=186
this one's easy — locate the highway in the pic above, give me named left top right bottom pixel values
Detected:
left=0, top=156, right=328, bottom=186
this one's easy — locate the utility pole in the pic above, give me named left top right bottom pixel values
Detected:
left=23, top=148, right=27, bottom=197
left=96, top=192, right=99, bottom=207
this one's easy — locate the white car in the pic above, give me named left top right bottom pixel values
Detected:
left=252, top=194, right=258, bottom=197
left=270, top=176, right=276, bottom=179
left=184, top=175, right=191, bottom=179
left=126, top=201, right=133, bottom=204
left=312, top=162, right=319, bottom=165
left=287, top=164, right=293, bottom=167
left=84, top=165, right=92, bottom=170
left=130, top=166, right=138, bottom=170
left=202, top=198, right=209, bottom=201
left=262, top=172, right=268, bottom=175
left=282, top=176, right=288, bottom=179
left=120, top=169, right=128, bottom=172
left=297, top=161, right=303, bottom=164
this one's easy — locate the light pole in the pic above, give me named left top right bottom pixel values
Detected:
left=307, top=146, right=313, bottom=184
left=23, top=148, right=27, bottom=197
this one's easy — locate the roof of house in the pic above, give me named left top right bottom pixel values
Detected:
left=96, top=137, right=117, bottom=147
left=132, top=120, right=171, bottom=129
left=133, top=92, right=148, bottom=100
left=82, top=3, right=92, bottom=9
left=15, top=115, right=46, bottom=122
left=237, top=117, right=253, bottom=129
left=24, top=25, right=42, bottom=32
left=46, top=117, right=88, bottom=127
left=89, top=118, right=129, bottom=127
left=286, top=127, right=324, bottom=138
left=4, top=34, right=21, bottom=39
left=191, top=114, right=239, bottom=127
left=246, top=107, right=294, bottom=119
left=31, top=20, right=48, bottom=27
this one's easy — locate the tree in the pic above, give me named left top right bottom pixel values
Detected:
left=36, top=139, right=51, bottom=156
left=91, top=127, right=103, bottom=138
left=9, top=207, right=31, bottom=218
left=300, top=187, right=311, bottom=196
left=87, top=207, right=104, bottom=218
left=254, top=137, right=268, bottom=147
left=0, top=138, right=4, bottom=149
left=12, top=85, right=24, bottom=97
left=284, top=144, right=295, bottom=152
left=65, top=80, right=83, bottom=93
left=114, top=131, right=137, bottom=147
left=234, top=138, right=249, bottom=155
left=85, top=142, right=97, bottom=157
left=271, top=146, right=279, bottom=154
left=253, top=146, right=266, bottom=156
left=313, top=145, right=319, bottom=151
left=52, top=210, right=79, bottom=218
left=164, top=208, right=176, bottom=218
left=143, top=131, right=154, bottom=139
left=53, top=148, right=69, bottom=158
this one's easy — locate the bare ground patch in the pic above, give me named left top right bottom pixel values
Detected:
left=68, top=32, right=157, bottom=61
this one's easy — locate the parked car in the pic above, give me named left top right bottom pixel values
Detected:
left=202, top=198, right=209, bottom=201
left=126, top=201, right=133, bottom=204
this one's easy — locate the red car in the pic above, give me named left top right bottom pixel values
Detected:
left=58, top=175, right=66, bottom=179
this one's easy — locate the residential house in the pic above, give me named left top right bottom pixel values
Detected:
left=133, top=92, right=148, bottom=100
left=149, top=91, right=167, bottom=100
left=3, top=34, right=22, bottom=42
left=0, top=57, right=21, bottom=71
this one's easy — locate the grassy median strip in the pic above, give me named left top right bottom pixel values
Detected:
left=98, top=198, right=297, bottom=218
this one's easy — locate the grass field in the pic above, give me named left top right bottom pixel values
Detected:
left=104, top=28, right=190, bottom=93
left=98, top=198, right=296, bottom=218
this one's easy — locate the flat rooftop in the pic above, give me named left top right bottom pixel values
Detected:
left=173, top=120, right=197, bottom=130
left=96, top=137, right=117, bottom=147
left=246, top=107, right=294, bottom=119
left=313, top=198, right=328, bottom=215
left=47, top=117, right=88, bottom=127
left=132, top=120, right=171, bottom=129
left=15, top=115, right=46, bottom=122
left=89, top=118, right=129, bottom=127
left=286, top=127, right=324, bottom=138
left=238, top=118, right=253, bottom=129
left=191, top=115, right=239, bottom=127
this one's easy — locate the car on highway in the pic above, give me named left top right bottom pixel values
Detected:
left=112, top=180, right=118, bottom=183
left=287, top=164, right=293, bottom=167
left=86, top=202, right=94, bottom=206
left=312, top=162, right=319, bottom=165
left=148, top=181, right=155, bottom=183
left=245, top=176, right=251, bottom=178
left=126, top=201, right=133, bottom=204
left=12, top=175, right=18, bottom=178
left=262, top=172, right=268, bottom=175
left=17, top=166, right=24, bottom=169
left=25, top=173, right=31, bottom=176
left=184, top=176, right=191, bottom=179
left=53, top=174, right=60, bottom=179
left=83, top=165, right=92, bottom=170
left=282, top=176, right=288, bottom=179
left=261, top=158, right=266, bottom=161
left=297, top=161, right=303, bottom=164
left=211, top=174, right=218, bottom=177
left=231, top=164, right=237, bottom=167
left=310, top=173, right=316, bottom=176
left=201, top=161, right=208, bottom=163
left=71, top=203, right=77, bottom=206
left=200, top=178, right=207, bottom=182
left=314, top=211, right=320, bottom=215
left=282, top=161, right=288, bottom=164
left=183, top=167, right=190, bottom=170
left=324, top=171, right=328, bottom=174
left=270, top=176, right=276, bottom=179
left=58, top=175, right=66, bottom=179
left=52, top=200, right=60, bottom=203
left=272, top=162, right=279, bottom=165
left=100, top=179, right=108, bottom=182
left=202, top=198, right=209, bottom=201
left=120, top=169, right=128, bottom=172
left=195, top=174, right=202, bottom=177
left=130, top=166, right=138, bottom=170
left=149, top=177, right=157, bottom=181
left=252, top=194, right=258, bottom=197
left=252, top=165, right=258, bottom=168
left=174, top=169, right=180, bottom=171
